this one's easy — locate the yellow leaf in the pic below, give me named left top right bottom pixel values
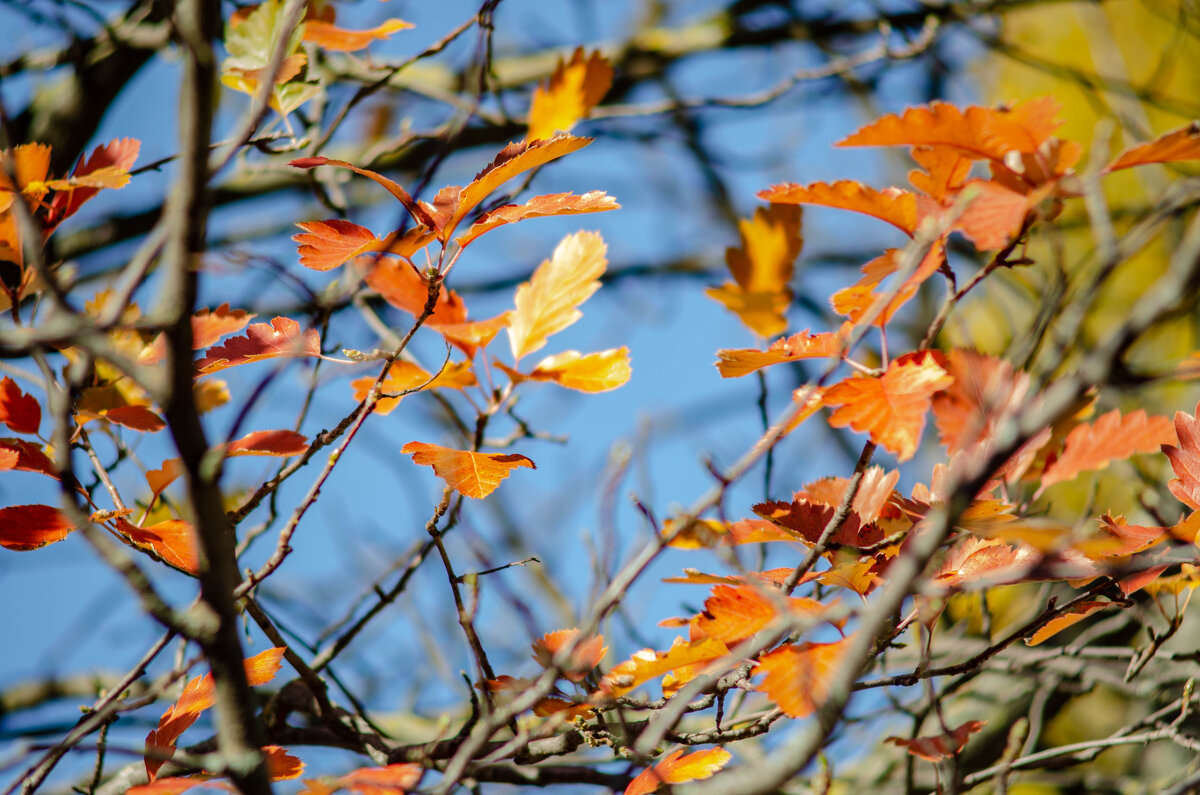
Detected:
left=502, top=348, right=631, bottom=392
left=508, top=231, right=606, bottom=363
left=528, top=48, right=613, bottom=141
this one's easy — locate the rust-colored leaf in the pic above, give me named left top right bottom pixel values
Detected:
left=508, top=230, right=606, bottom=363
left=886, top=720, right=986, bottom=762
left=1106, top=122, right=1200, bottom=172
left=195, top=317, right=321, bottom=374
left=225, top=430, right=308, bottom=457
left=0, top=438, right=57, bottom=479
left=1040, top=409, right=1175, bottom=489
left=303, top=18, right=411, bottom=52
left=401, top=442, right=535, bottom=499
left=104, top=405, right=166, bottom=432
left=759, top=181, right=918, bottom=235
left=715, top=324, right=850, bottom=378
left=528, top=48, right=613, bottom=141
left=625, top=748, right=732, bottom=795
left=294, top=220, right=379, bottom=271
left=115, top=518, right=199, bottom=574
left=822, top=351, right=953, bottom=461
left=263, top=746, right=304, bottom=781
left=531, top=629, right=607, bottom=682
left=0, top=376, right=40, bottom=434
left=455, top=191, right=618, bottom=247
left=932, top=537, right=1035, bottom=591
left=754, top=636, right=851, bottom=718
left=361, top=257, right=468, bottom=328
left=141, top=305, right=255, bottom=365
left=1164, top=401, right=1200, bottom=510
left=500, top=348, right=631, bottom=392
left=829, top=240, right=947, bottom=327
left=753, top=500, right=885, bottom=548
left=837, top=98, right=1064, bottom=161
left=797, top=466, right=901, bottom=525
left=909, top=146, right=972, bottom=201
left=0, top=504, right=73, bottom=550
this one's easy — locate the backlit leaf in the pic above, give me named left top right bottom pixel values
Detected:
left=103, top=405, right=166, bottom=432
left=531, top=629, right=607, bottom=682
left=455, top=191, right=618, bottom=247
left=822, top=351, right=954, bottom=460
left=715, top=325, right=849, bottom=378
left=225, top=430, right=308, bottom=457
left=0, top=377, right=40, bottom=435
left=508, top=231, right=606, bottom=363
left=599, top=636, right=730, bottom=698
left=1164, top=401, right=1200, bottom=510
left=401, top=442, right=535, bottom=499
left=753, top=500, right=886, bottom=548
left=361, top=257, right=468, bottom=327
left=290, top=157, right=434, bottom=230
left=114, top=518, right=199, bottom=574
left=886, top=720, right=986, bottom=761
left=298, top=763, right=422, bottom=795
left=625, top=748, right=732, bottom=795
left=705, top=204, right=802, bottom=336
left=754, top=637, right=851, bottom=718
left=351, top=360, right=475, bottom=415
left=1025, top=601, right=1111, bottom=646
left=759, top=181, right=918, bottom=235
left=528, top=48, right=613, bottom=141
left=1106, top=122, right=1200, bottom=172
left=0, top=438, right=57, bottom=479
left=953, top=179, right=1039, bottom=251
left=303, top=18, right=411, bottom=52
left=43, top=138, right=140, bottom=230
left=293, top=220, right=379, bottom=271
left=500, top=348, right=631, bottom=392
left=1040, top=409, right=1175, bottom=489
left=195, top=317, right=321, bottom=374
left=693, top=585, right=827, bottom=647
left=931, top=350, right=1030, bottom=455
left=0, top=505, right=73, bottom=550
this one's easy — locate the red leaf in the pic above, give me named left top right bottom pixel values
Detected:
left=0, top=438, right=57, bottom=479
left=1106, top=122, right=1200, bottom=172
left=759, top=181, right=918, bottom=235
left=44, top=138, right=140, bottom=230
left=0, top=504, right=73, bottom=550
left=299, top=763, right=423, bottom=795
left=753, top=499, right=885, bottom=548
left=886, top=720, right=986, bottom=761
left=225, top=430, right=308, bottom=457
left=0, top=377, right=39, bottom=434
left=361, top=257, right=468, bottom=328
left=195, top=317, right=321, bottom=374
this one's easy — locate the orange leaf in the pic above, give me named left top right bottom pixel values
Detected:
left=126, top=777, right=223, bottom=795
left=797, top=465, right=900, bottom=525
left=754, top=636, right=850, bottom=718
left=753, top=499, right=885, bottom=548
left=400, top=442, right=535, bottom=499
left=931, top=350, right=1030, bottom=455
left=44, top=138, right=140, bottom=230
left=1164, top=401, right=1200, bottom=510
left=264, top=746, right=304, bottom=781
left=115, top=518, right=199, bottom=574
left=704, top=204, right=802, bottom=336
left=351, top=360, right=476, bottom=415
left=952, top=179, right=1038, bottom=251
left=715, top=324, right=849, bottom=378
left=299, top=763, right=423, bottom=795
left=361, top=257, right=468, bottom=328
left=508, top=231, right=606, bottom=363
left=693, top=585, right=825, bottom=647
left=0, top=438, right=57, bottom=479
left=294, top=220, right=379, bottom=271
left=822, top=351, right=954, bottom=461
left=225, top=429, right=308, bottom=457
left=528, top=48, right=613, bottom=141
left=759, top=181, right=918, bottom=235
left=531, top=629, right=607, bottom=682
left=302, top=18, right=412, bottom=52
left=932, top=537, right=1034, bottom=591
left=886, top=720, right=986, bottom=762
left=434, top=313, right=511, bottom=351
left=1106, top=122, right=1200, bottom=172
left=455, top=191, right=618, bottom=247
left=599, top=637, right=730, bottom=698
left=624, top=748, right=732, bottom=795
left=1026, top=601, right=1111, bottom=646
left=0, top=376, right=40, bottom=434
left=0, top=504, right=73, bottom=550
left=1040, top=409, right=1175, bottom=489
left=500, top=348, right=631, bottom=393
left=140, top=305, right=255, bottom=365
left=909, top=146, right=972, bottom=201
left=147, top=458, right=184, bottom=502
left=104, top=405, right=166, bottom=432
left=195, top=317, right=321, bottom=374
left=837, top=98, right=1064, bottom=162
left=829, top=240, right=947, bottom=327
left=289, top=157, right=434, bottom=231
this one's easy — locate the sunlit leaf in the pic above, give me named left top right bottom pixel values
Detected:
left=455, top=191, right=618, bottom=247
left=1164, top=401, right=1200, bottom=510
left=303, top=18, right=411, bottom=52
left=43, top=138, right=140, bottom=230
left=693, top=585, right=827, bottom=647
left=0, top=504, right=73, bottom=550
left=1040, top=409, right=1175, bottom=489
left=225, top=430, right=308, bottom=457
left=195, top=317, right=321, bottom=374
left=350, top=360, right=475, bottom=415
left=1106, top=122, right=1200, bottom=172
left=705, top=203, right=802, bottom=336
left=599, top=637, right=730, bottom=698
left=624, top=748, right=732, bottom=795
left=753, top=499, right=886, bottom=548
left=931, top=350, right=1030, bottom=455
left=1025, top=601, right=1111, bottom=646
left=754, top=636, right=851, bottom=718
left=715, top=324, right=849, bottom=378
left=401, top=442, right=535, bottom=499
left=298, top=763, right=422, bottom=795
left=0, top=377, right=39, bottom=435
left=293, top=220, right=380, bottom=271
left=528, top=48, right=613, bottom=141
left=532, top=629, right=607, bottom=683
left=114, top=518, right=199, bottom=574
left=499, top=348, right=631, bottom=392
left=759, top=181, right=918, bottom=235
left=508, top=230, right=606, bottom=363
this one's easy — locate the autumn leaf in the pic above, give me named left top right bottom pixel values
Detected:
left=759, top=181, right=918, bottom=235
left=103, top=405, right=166, bottom=432
left=599, top=637, right=730, bottom=698
left=499, top=348, right=631, bottom=392
left=195, top=317, right=321, bottom=374
left=350, top=360, right=476, bottom=415
left=528, top=48, right=613, bottom=141
left=43, top=138, right=140, bottom=231
left=753, top=500, right=886, bottom=549
left=931, top=350, right=1030, bottom=454
left=625, top=748, right=732, bottom=795
left=1025, top=601, right=1112, bottom=646
left=716, top=325, right=850, bottom=378
left=298, top=763, right=422, bottom=795
left=145, top=648, right=286, bottom=780
left=797, top=466, right=901, bottom=526
left=531, top=629, right=607, bottom=682
left=225, top=429, right=308, bottom=457
left=0, top=438, right=58, bottom=479
left=705, top=204, right=802, bottom=336
left=952, top=179, right=1042, bottom=251
left=303, top=18, right=412, bottom=52
left=508, top=230, right=606, bottom=363
left=293, top=220, right=380, bottom=271
left=693, top=585, right=826, bottom=647
left=1106, top=122, right=1200, bottom=172
left=931, top=537, right=1035, bottom=591
left=1164, top=402, right=1200, bottom=510
left=361, top=257, right=468, bottom=329
left=114, top=518, right=199, bottom=574
left=0, top=505, right=74, bottom=551
left=822, top=351, right=954, bottom=461
left=454, top=191, right=618, bottom=247
left=147, top=458, right=184, bottom=503
left=290, top=157, right=434, bottom=230
left=909, top=146, right=972, bottom=201
left=0, top=377, right=40, bottom=434
left=886, top=720, right=986, bottom=762
left=754, top=637, right=850, bottom=718
left=837, top=98, right=1065, bottom=162
left=434, top=314, right=511, bottom=351
left=829, top=240, right=947, bottom=327
left=140, top=305, right=256, bottom=365
left=401, top=442, right=535, bottom=499
left=1039, top=409, right=1175, bottom=489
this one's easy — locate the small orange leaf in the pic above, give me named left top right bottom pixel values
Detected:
left=1106, top=122, right=1200, bottom=172
left=0, top=504, right=73, bottom=550
left=931, top=350, right=1030, bottom=455
left=289, top=157, right=434, bottom=230
left=822, top=351, right=954, bottom=461
left=0, top=376, right=40, bottom=434
left=754, top=637, right=850, bottom=718
left=759, top=181, right=918, bottom=235
left=508, top=231, right=606, bottom=363
left=532, top=629, right=607, bottom=682
left=140, top=305, right=256, bottom=365
left=1164, top=401, right=1200, bottom=510
left=705, top=204, right=802, bottom=336
left=715, top=325, right=849, bottom=378
left=501, top=348, right=631, bottom=392
left=147, top=458, right=184, bottom=502
left=361, top=257, right=468, bottom=328
left=115, top=518, right=199, bottom=574
left=0, top=438, right=57, bottom=479
left=693, top=585, right=826, bottom=647
left=299, top=763, right=423, bottom=795
left=195, top=317, right=321, bottom=374
left=1040, top=409, right=1175, bottom=489
left=263, top=746, right=304, bottom=781
left=1026, top=601, right=1111, bottom=646
left=599, top=637, right=730, bottom=698
left=753, top=499, right=885, bottom=548
left=434, top=313, right=511, bottom=351
left=886, top=720, right=986, bottom=761
left=351, top=360, right=475, bottom=415
left=302, top=18, right=412, bottom=52
left=225, top=430, right=308, bottom=457
left=455, top=191, right=618, bottom=247
left=952, top=179, right=1039, bottom=251
left=44, top=138, right=140, bottom=230
left=528, top=48, right=613, bottom=141
left=104, top=405, right=166, bottom=432
left=294, top=220, right=379, bottom=271
left=624, top=748, right=732, bottom=795
left=401, top=442, right=535, bottom=499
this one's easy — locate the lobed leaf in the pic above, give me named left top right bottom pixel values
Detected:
left=508, top=231, right=607, bottom=363
left=885, top=720, right=986, bottom=762
left=1164, top=401, right=1200, bottom=510
left=759, top=181, right=918, bottom=235
left=625, top=748, right=732, bottom=795
left=531, top=629, right=607, bottom=683
left=754, top=637, right=851, bottom=718
left=195, top=317, right=321, bottom=374
left=1040, top=409, right=1175, bottom=489
left=528, top=48, right=613, bottom=141
left=716, top=325, right=849, bottom=378
left=455, top=191, right=618, bottom=248
left=293, top=220, right=379, bottom=271
left=1106, top=122, right=1200, bottom=172
left=401, top=442, right=535, bottom=499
